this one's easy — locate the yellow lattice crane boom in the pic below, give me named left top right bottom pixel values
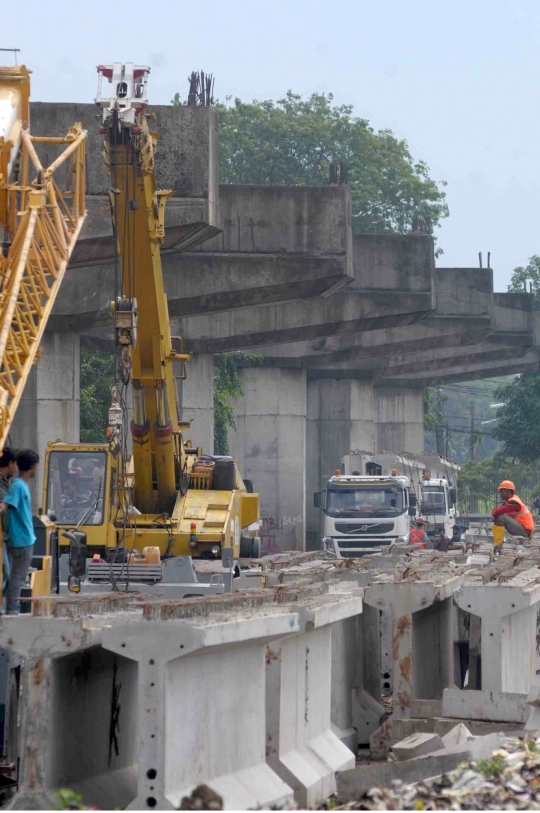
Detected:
left=0, top=63, right=86, bottom=451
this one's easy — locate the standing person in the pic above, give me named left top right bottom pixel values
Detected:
left=403, top=518, right=428, bottom=548
left=0, top=449, right=17, bottom=594
left=492, top=480, right=535, bottom=543
left=0, top=449, right=39, bottom=615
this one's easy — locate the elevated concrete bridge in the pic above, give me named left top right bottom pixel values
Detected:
left=13, top=101, right=539, bottom=550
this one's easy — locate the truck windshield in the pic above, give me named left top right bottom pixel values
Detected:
left=327, top=487, right=404, bottom=518
left=46, top=451, right=107, bottom=526
left=421, top=485, right=446, bottom=514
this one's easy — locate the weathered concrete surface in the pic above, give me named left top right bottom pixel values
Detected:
left=392, top=732, right=444, bottom=761
left=228, top=368, right=307, bottom=553
left=177, top=352, right=215, bottom=453
left=10, top=332, right=80, bottom=509
left=265, top=587, right=361, bottom=807
left=454, top=565, right=540, bottom=694
left=350, top=233, right=433, bottom=292
left=442, top=689, right=529, bottom=723
left=59, top=185, right=356, bottom=323
left=336, top=731, right=504, bottom=800
left=32, top=102, right=219, bottom=253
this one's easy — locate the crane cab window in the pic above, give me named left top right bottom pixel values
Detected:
left=46, top=451, right=107, bottom=526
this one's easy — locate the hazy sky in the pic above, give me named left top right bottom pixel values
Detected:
left=5, top=0, right=539, bottom=290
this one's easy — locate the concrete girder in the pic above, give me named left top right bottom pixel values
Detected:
left=296, top=341, right=531, bottom=381
left=258, top=329, right=532, bottom=369
left=175, top=291, right=435, bottom=353
left=380, top=349, right=540, bottom=387
left=49, top=251, right=354, bottom=330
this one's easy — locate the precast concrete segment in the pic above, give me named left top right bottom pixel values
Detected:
left=455, top=564, right=540, bottom=694
left=178, top=291, right=434, bottom=354
left=363, top=578, right=462, bottom=719
left=31, top=103, right=220, bottom=254
left=0, top=595, right=143, bottom=811
left=383, top=350, right=540, bottom=387
left=265, top=587, right=362, bottom=807
left=99, top=585, right=361, bottom=811
left=54, top=183, right=357, bottom=326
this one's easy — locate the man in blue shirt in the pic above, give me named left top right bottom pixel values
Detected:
left=0, top=449, right=39, bottom=615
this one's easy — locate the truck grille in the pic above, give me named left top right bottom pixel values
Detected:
left=335, top=538, right=397, bottom=549
left=335, top=522, right=394, bottom=535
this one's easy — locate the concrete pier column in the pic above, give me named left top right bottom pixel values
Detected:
left=375, top=385, right=424, bottom=453
left=306, top=378, right=375, bottom=548
left=229, top=367, right=307, bottom=553
left=10, top=331, right=80, bottom=509
left=177, top=352, right=215, bottom=454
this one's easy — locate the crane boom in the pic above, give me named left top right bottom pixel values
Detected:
left=0, top=64, right=87, bottom=451
left=96, top=63, right=190, bottom=514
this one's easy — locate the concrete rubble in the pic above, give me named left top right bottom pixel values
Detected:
left=337, top=734, right=540, bottom=809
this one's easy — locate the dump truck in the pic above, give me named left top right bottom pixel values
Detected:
left=314, top=450, right=459, bottom=556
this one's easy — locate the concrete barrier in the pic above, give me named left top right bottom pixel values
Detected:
left=265, top=585, right=361, bottom=807
left=0, top=594, right=141, bottom=810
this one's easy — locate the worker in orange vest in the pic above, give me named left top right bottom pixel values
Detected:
left=492, top=480, right=535, bottom=543
left=405, top=518, right=428, bottom=548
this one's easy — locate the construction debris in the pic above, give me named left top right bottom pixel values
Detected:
left=338, top=735, right=540, bottom=809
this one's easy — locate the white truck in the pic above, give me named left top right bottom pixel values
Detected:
left=418, top=454, right=459, bottom=538
left=314, top=451, right=459, bottom=557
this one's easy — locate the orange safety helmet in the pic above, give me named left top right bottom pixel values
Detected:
left=497, top=480, right=516, bottom=491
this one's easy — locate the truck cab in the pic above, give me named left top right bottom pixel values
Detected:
left=420, top=476, right=457, bottom=538
left=315, top=472, right=415, bottom=557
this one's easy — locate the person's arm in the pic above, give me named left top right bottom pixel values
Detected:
left=403, top=531, right=410, bottom=543
left=0, top=502, right=7, bottom=515
left=492, top=502, right=521, bottom=517
left=423, top=531, right=429, bottom=543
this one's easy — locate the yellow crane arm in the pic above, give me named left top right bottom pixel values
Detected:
left=96, top=63, right=190, bottom=515
left=0, top=64, right=87, bottom=451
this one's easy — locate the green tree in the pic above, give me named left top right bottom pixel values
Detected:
left=80, top=345, right=115, bottom=443
left=423, top=387, right=446, bottom=434
left=214, top=352, right=263, bottom=454
left=508, top=254, right=540, bottom=296
left=458, top=453, right=540, bottom=513
left=493, top=373, right=540, bottom=463
left=173, top=91, right=448, bottom=237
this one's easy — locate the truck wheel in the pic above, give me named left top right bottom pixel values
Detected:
left=4, top=669, right=19, bottom=767
left=239, top=536, right=261, bottom=558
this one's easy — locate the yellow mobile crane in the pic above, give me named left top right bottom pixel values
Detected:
left=0, top=57, right=87, bottom=597
left=41, top=64, right=260, bottom=579
left=0, top=55, right=87, bottom=770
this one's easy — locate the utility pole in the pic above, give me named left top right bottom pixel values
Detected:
left=435, top=389, right=445, bottom=455
left=469, top=402, right=476, bottom=462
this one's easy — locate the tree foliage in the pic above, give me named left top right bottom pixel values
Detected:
left=214, top=352, right=263, bottom=454
left=493, top=373, right=540, bottom=463
left=458, top=453, right=540, bottom=513
left=491, top=261, right=540, bottom=464
left=423, top=387, right=447, bottom=434
left=508, top=254, right=540, bottom=296
left=80, top=345, right=115, bottom=443
left=173, top=90, right=448, bottom=236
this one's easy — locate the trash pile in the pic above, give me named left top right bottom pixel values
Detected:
left=340, top=736, right=540, bottom=810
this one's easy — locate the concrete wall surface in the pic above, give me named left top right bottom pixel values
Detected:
left=229, top=367, right=307, bottom=553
